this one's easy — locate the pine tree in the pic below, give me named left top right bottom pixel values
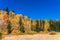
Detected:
left=35, top=20, right=40, bottom=32
left=7, top=21, right=11, bottom=34
left=19, top=17, right=25, bottom=33
left=5, top=7, right=9, bottom=15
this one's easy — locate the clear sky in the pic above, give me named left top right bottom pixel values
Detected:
left=0, top=0, right=60, bottom=20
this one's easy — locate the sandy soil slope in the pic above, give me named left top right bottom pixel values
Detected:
left=2, top=33, right=60, bottom=40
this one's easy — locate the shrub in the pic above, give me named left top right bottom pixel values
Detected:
left=0, top=33, right=2, bottom=40
left=49, top=31, right=56, bottom=35
left=27, top=31, right=37, bottom=35
left=11, top=30, right=20, bottom=35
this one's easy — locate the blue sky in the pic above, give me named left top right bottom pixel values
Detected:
left=0, top=0, right=60, bottom=20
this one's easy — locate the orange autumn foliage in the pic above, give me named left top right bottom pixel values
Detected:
left=3, top=13, right=8, bottom=21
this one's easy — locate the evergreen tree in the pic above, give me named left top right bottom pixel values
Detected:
left=19, top=18, right=25, bottom=33
left=55, top=21, right=60, bottom=32
left=7, top=21, right=11, bottom=34
left=11, top=10, right=15, bottom=12
left=40, top=20, right=45, bottom=31
left=49, top=20, right=59, bottom=32
left=5, top=7, right=8, bottom=12
left=31, top=25, right=36, bottom=31
left=5, top=7, right=9, bottom=15
left=35, top=20, right=40, bottom=32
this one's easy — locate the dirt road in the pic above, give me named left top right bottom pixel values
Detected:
left=2, top=34, right=60, bottom=40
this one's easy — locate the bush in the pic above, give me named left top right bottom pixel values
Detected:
left=11, top=30, right=20, bottom=35
left=27, top=31, right=37, bottom=35
left=49, top=31, right=56, bottom=35
left=0, top=33, right=2, bottom=40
